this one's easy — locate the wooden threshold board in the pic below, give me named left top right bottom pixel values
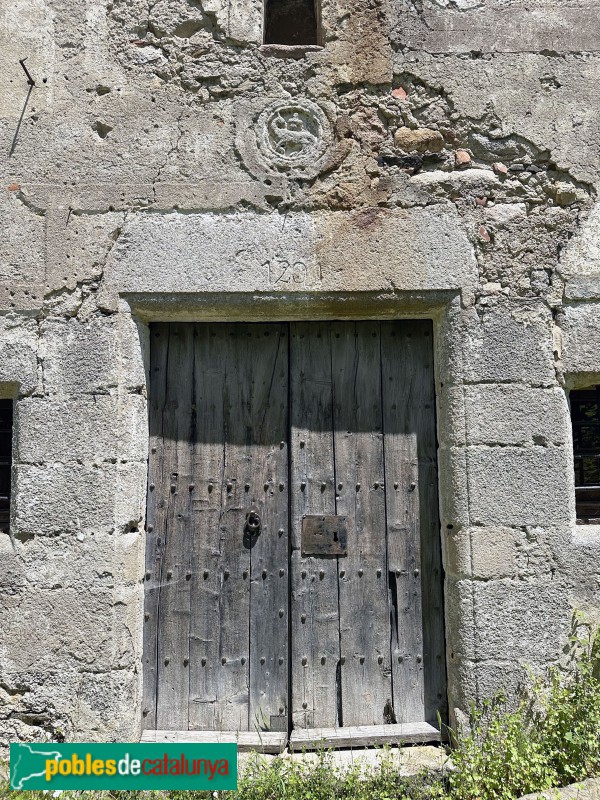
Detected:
left=141, top=730, right=287, bottom=754
left=289, top=722, right=441, bottom=751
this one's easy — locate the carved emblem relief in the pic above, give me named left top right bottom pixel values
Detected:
left=256, top=100, right=330, bottom=175
left=236, top=97, right=345, bottom=182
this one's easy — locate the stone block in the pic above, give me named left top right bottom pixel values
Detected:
left=473, top=578, right=572, bottom=663
left=112, top=584, right=144, bottom=668
left=72, top=669, right=141, bottom=743
left=559, top=303, right=600, bottom=377
left=112, top=529, right=145, bottom=586
left=470, top=527, right=518, bottom=580
left=0, top=586, right=114, bottom=672
left=227, top=0, right=262, bottom=43
left=445, top=655, right=477, bottom=720
left=519, top=777, right=600, bottom=800
left=467, top=445, right=573, bottom=527
left=433, top=384, right=466, bottom=448
left=0, top=193, right=44, bottom=286
left=0, top=532, right=28, bottom=590
left=0, top=528, right=142, bottom=592
left=444, top=577, right=475, bottom=660
left=394, top=127, right=444, bottom=153
left=393, top=2, right=600, bottom=54
left=474, top=659, right=533, bottom=705
left=444, top=529, right=471, bottom=577
left=105, top=208, right=478, bottom=296
left=435, top=296, right=466, bottom=387
left=438, top=446, right=470, bottom=531
left=446, top=524, right=559, bottom=582
left=14, top=462, right=118, bottom=536
left=45, top=209, right=124, bottom=293
left=565, top=276, right=600, bottom=301
left=555, top=528, right=600, bottom=607
left=18, top=392, right=147, bottom=464
left=445, top=656, right=533, bottom=720
left=0, top=318, right=40, bottom=396
left=17, top=394, right=120, bottom=462
left=461, top=303, right=555, bottom=386
left=117, top=309, right=148, bottom=394
left=560, top=202, right=600, bottom=281
left=0, top=0, right=55, bottom=121
left=464, top=385, right=570, bottom=446
left=0, top=670, right=79, bottom=747
left=40, top=317, right=119, bottom=396
left=114, top=461, right=148, bottom=532
left=322, top=0, right=392, bottom=85
left=117, top=392, right=148, bottom=462
left=445, top=527, right=523, bottom=580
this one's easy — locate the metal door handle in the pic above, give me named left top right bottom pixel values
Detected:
left=245, top=508, right=261, bottom=535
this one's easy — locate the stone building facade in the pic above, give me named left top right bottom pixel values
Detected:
left=1, top=0, right=600, bottom=748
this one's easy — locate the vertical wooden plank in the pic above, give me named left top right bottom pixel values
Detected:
left=247, top=325, right=289, bottom=733
left=155, top=323, right=195, bottom=729
left=331, top=322, right=393, bottom=726
left=211, top=325, right=253, bottom=730
left=188, top=323, right=289, bottom=732
left=381, top=320, right=437, bottom=724
left=190, top=325, right=253, bottom=731
left=143, top=323, right=169, bottom=730
left=188, top=325, right=228, bottom=730
left=420, top=457, right=446, bottom=724
left=415, top=327, right=447, bottom=725
left=290, top=322, right=340, bottom=729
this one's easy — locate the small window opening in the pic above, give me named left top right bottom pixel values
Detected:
left=0, top=400, right=13, bottom=533
left=264, top=0, right=319, bottom=46
left=570, top=387, right=600, bottom=524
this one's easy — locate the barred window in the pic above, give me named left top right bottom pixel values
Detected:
left=570, top=387, right=600, bottom=524
left=0, top=400, right=13, bottom=533
left=264, top=0, right=319, bottom=46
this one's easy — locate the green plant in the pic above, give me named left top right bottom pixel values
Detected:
left=534, top=620, right=600, bottom=785
left=445, top=619, right=600, bottom=800
left=446, top=692, right=557, bottom=800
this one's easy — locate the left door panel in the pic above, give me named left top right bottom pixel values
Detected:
left=143, top=323, right=289, bottom=732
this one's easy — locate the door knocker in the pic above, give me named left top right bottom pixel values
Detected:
left=245, top=507, right=261, bottom=538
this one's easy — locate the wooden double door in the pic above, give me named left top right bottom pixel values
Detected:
left=143, top=321, right=445, bottom=735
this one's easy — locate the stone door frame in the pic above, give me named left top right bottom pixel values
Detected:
left=120, top=288, right=461, bottom=740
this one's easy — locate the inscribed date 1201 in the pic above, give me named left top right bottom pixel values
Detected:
left=265, top=258, right=310, bottom=286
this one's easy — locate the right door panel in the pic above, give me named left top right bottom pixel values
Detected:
left=290, top=320, right=445, bottom=730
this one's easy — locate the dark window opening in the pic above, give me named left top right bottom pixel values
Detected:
left=264, top=0, right=319, bottom=46
left=0, top=400, right=13, bottom=533
left=570, top=387, right=600, bottom=524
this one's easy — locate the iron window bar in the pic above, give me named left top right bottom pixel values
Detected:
left=571, top=386, right=600, bottom=524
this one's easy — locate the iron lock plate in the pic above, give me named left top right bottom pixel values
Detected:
left=301, top=515, right=348, bottom=556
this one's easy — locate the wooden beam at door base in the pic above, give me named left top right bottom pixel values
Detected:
left=289, top=722, right=441, bottom=751
left=141, top=729, right=287, bottom=754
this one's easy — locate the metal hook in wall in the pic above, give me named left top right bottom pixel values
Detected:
left=19, top=59, right=35, bottom=87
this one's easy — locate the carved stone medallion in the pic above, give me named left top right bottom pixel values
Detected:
left=236, top=97, right=344, bottom=182
left=256, top=100, right=330, bottom=176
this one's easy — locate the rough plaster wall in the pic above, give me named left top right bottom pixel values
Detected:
left=0, top=0, right=600, bottom=745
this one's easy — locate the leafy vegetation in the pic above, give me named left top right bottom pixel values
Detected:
left=1, top=621, right=600, bottom=800
left=446, top=618, right=600, bottom=800
left=0, top=750, right=443, bottom=800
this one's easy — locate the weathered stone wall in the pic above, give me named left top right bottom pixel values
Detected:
left=1, top=0, right=600, bottom=746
